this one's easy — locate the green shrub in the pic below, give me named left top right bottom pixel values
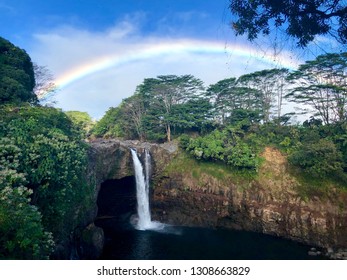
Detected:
left=185, top=125, right=260, bottom=170
left=225, top=142, right=258, bottom=169
left=0, top=138, right=54, bottom=259
left=0, top=105, right=93, bottom=259
left=0, top=185, right=54, bottom=259
left=288, top=139, right=344, bottom=178
left=178, top=134, right=191, bottom=149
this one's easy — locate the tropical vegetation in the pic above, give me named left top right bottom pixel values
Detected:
left=1, top=24, right=347, bottom=259
left=0, top=37, right=94, bottom=259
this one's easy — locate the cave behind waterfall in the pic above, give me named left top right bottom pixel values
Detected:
left=95, top=176, right=137, bottom=230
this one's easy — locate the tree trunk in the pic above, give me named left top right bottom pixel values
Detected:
left=166, top=124, right=171, bottom=142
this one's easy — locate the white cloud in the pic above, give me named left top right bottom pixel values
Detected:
left=28, top=19, right=298, bottom=119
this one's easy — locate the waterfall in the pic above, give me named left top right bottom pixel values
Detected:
left=144, top=149, right=151, bottom=199
left=130, top=148, right=165, bottom=231
left=130, top=149, right=152, bottom=230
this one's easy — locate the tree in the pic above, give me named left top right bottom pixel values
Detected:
left=0, top=37, right=37, bottom=104
left=91, top=106, right=124, bottom=138
left=270, top=68, right=290, bottom=122
left=229, top=0, right=347, bottom=47
left=287, top=52, right=347, bottom=124
left=237, top=68, right=289, bottom=123
left=169, top=98, right=213, bottom=132
left=288, top=139, right=344, bottom=178
left=33, top=64, right=57, bottom=104
left=206, top=78, right=237, bottom=124
left=121, top=93, right=147, bottom=141
left=140, top=75, right=205, bottom=142
left=65, top=111, right=94, bottom=137
left=207, top=78, right=263, bottom=125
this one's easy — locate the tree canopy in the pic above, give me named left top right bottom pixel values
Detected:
left=229, top=0, right=347, bottom=47
left=94, top=75, right=212, bottom=142
left=0, top=37, right=37, bottom=104
left=65, top=111, right=94, bottom=137
left=33, top=64, right=57, bottom=103
left=287, top=52, right=347, bottom=124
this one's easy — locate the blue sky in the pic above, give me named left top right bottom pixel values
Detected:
left=1, top=0, right=230, bottom=43
left=0, top=0, right=326, bottom=119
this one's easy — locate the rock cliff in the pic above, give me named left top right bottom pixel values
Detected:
left=88, top=139, right=176, bottom=186
left=151, top=146, right=347, bottom=257
left=84, top=139, right=347, bottom=259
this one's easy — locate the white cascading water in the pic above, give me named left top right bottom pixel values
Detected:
left=144, top=149, right=151, bottom=200
left=130, top=148, right=152, bottom=230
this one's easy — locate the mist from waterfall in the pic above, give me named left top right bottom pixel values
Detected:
left=130, top=148, right=164, bottom=231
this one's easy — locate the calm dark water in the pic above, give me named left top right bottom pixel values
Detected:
left=97, top=219, right=325, bottom=260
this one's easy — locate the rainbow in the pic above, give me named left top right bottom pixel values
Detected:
left=39, top=39, right=300, bottom=100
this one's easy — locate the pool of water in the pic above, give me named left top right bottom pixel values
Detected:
left=96, top=218, right=325, bottom=260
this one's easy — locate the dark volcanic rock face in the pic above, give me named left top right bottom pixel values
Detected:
left=151, top=147, right=347, bottom=252
left=88, top=139, right=177, bottom=187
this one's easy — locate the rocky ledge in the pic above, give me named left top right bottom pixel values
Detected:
left=88, top=139, right=178, bottom=186
left=151, top=146, right=347, bottom=258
